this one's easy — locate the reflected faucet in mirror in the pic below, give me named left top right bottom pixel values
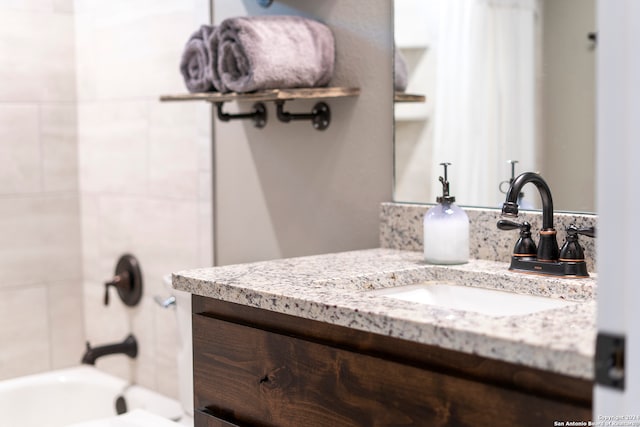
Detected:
left=497, top=172, right=595, bottom=278
left=499, top=160, right=533, bottom=210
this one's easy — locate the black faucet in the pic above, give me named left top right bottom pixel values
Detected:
left=497, top=172, right=594, bottom=278
left=500, top=172, right=559, bottom=261
left=81, top=334, right=138, bottom=365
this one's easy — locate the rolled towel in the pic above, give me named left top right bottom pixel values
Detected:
left=180, top=25, right=216, bottom=93
left=209, top=16, right=335, bottom=93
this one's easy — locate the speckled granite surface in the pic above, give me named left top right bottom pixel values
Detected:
left=380, top=202, right=598, bottom=273
left=174, top=248, right=596, bottom=379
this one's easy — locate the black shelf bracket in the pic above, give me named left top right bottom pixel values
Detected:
left=215, top=102, right=267, bottom=128
left=275, top=101, right=331, bottom=131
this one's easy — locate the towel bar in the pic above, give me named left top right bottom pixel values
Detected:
left=215, top=102, right=267, bottom=128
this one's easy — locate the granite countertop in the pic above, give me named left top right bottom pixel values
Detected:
left=173, top=248, right=597, bottom=380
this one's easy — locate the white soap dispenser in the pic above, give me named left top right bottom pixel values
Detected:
left=423, top=162, right=469, bottom=264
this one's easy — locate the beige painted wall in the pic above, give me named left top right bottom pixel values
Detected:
left=0, top=0, right=83, bottom=380
left=75, top=0, right=212, bottom=397
left=212, top=0, right=394, bottom=265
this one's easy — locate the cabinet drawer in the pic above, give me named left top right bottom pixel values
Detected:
left=193, top=313, right=591, bottom=427
left=194, top=408, right=241, bottom=427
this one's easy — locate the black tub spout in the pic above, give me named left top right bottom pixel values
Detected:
left=81, top=334, right=138, bottom=365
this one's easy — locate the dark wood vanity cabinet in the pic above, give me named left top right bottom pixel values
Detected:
left=192, top=295, right=592, bottom=427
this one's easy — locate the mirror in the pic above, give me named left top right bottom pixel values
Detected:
left=393, top=0, right=596, bottom=213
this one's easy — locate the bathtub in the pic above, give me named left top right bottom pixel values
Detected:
left=0, top=365, right=185, bottom=427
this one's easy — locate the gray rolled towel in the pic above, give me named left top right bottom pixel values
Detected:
left=208, top=16, right=335, bottom=93
left=180, top=25, right=216, bottom=93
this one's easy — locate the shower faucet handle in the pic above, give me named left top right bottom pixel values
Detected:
left=103, top=254, right=143, bottom=307
left=104, top=272, right=130, bottom=306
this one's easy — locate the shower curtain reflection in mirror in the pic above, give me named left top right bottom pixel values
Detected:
left=396, top=0, right=542, bottom=208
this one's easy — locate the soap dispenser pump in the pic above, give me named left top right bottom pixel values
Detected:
left=423, top=162, right=469, bottom=264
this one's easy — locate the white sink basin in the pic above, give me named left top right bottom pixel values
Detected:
left=369, top=282, right=575, bottom=317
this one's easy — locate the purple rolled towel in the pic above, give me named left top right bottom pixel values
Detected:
left=180, top=25, right=216, bottom=93
left=209, top=16, right=335, bottom=93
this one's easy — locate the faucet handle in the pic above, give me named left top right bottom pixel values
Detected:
left=497, top=219, right=529, bottom=231
left=154, top=295, right=176, bottom=309
left=104, top=272, right=130, bottom=306
left=572, top=225, right=596, bottom=238
left=102, top=254, right=143, bottom=307
left=560, top=224, right=596, bottom=261
left=498, top=220, right=537, bottom=257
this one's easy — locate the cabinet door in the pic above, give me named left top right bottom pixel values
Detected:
left=193, top=313, right=591, bottom=427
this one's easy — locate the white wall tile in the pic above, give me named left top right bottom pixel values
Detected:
left=53, top=0, right=73, bottom=13
left=0, top=0, right=214, bottom=395
left=0, top=10, right=75, bottom=102
left=0, top=286, right=50, bottom=380
left=74, top=0, right=197, bottom=24
left=0, top=104, right=41, bottom=194
left=81, top=280, right=160, bottom=390
left=41, top=103, right=78, bottom=192
left=82, top=278, right=131, bottom=381
left=73, top=10, right=99, bottom=102
left=90, top=12, right=194, bottom=99
left=0, top=0, right=55, bottom=13
left=129, top=297, right=157, bottom=391
left=77, top=101, right=149, bottom=194
left=75, top=6, right=204, bottom=101
left=198, top=171, right=212, bottom=202
left=95, top=196, right=200, bottom=296
left=74, top=0, right=213, bottom=398
left=48, top=280, right=85, bottom=369
left=0, top=195, right=82, bottom=287
left=81, top=193, right=201, bottom=384
left=154, top=306, right=179, bottom=399
left=0, top=0, right=81, bottom=383
left=148, top=102, right=202, bottom=199
left=198, top=199, right=213, bottom=267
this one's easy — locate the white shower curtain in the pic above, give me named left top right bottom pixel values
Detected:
left=431, top=0, right=541, bottom=207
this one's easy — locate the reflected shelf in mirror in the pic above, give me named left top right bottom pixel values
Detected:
left=394, top=92, right=426, bottom=103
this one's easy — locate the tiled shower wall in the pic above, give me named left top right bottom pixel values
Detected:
left=0, top=0, right=212, bottom=397
left=0, top=0, right=83, bottom=380
left=75, top=0, right=212, bottom=397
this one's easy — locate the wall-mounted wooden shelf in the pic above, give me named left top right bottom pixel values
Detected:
left=395, top=92, right=426, bottom=103
left=160, top=87, right=359, bottom=103
left=159, top=87, right=360, bottom=131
